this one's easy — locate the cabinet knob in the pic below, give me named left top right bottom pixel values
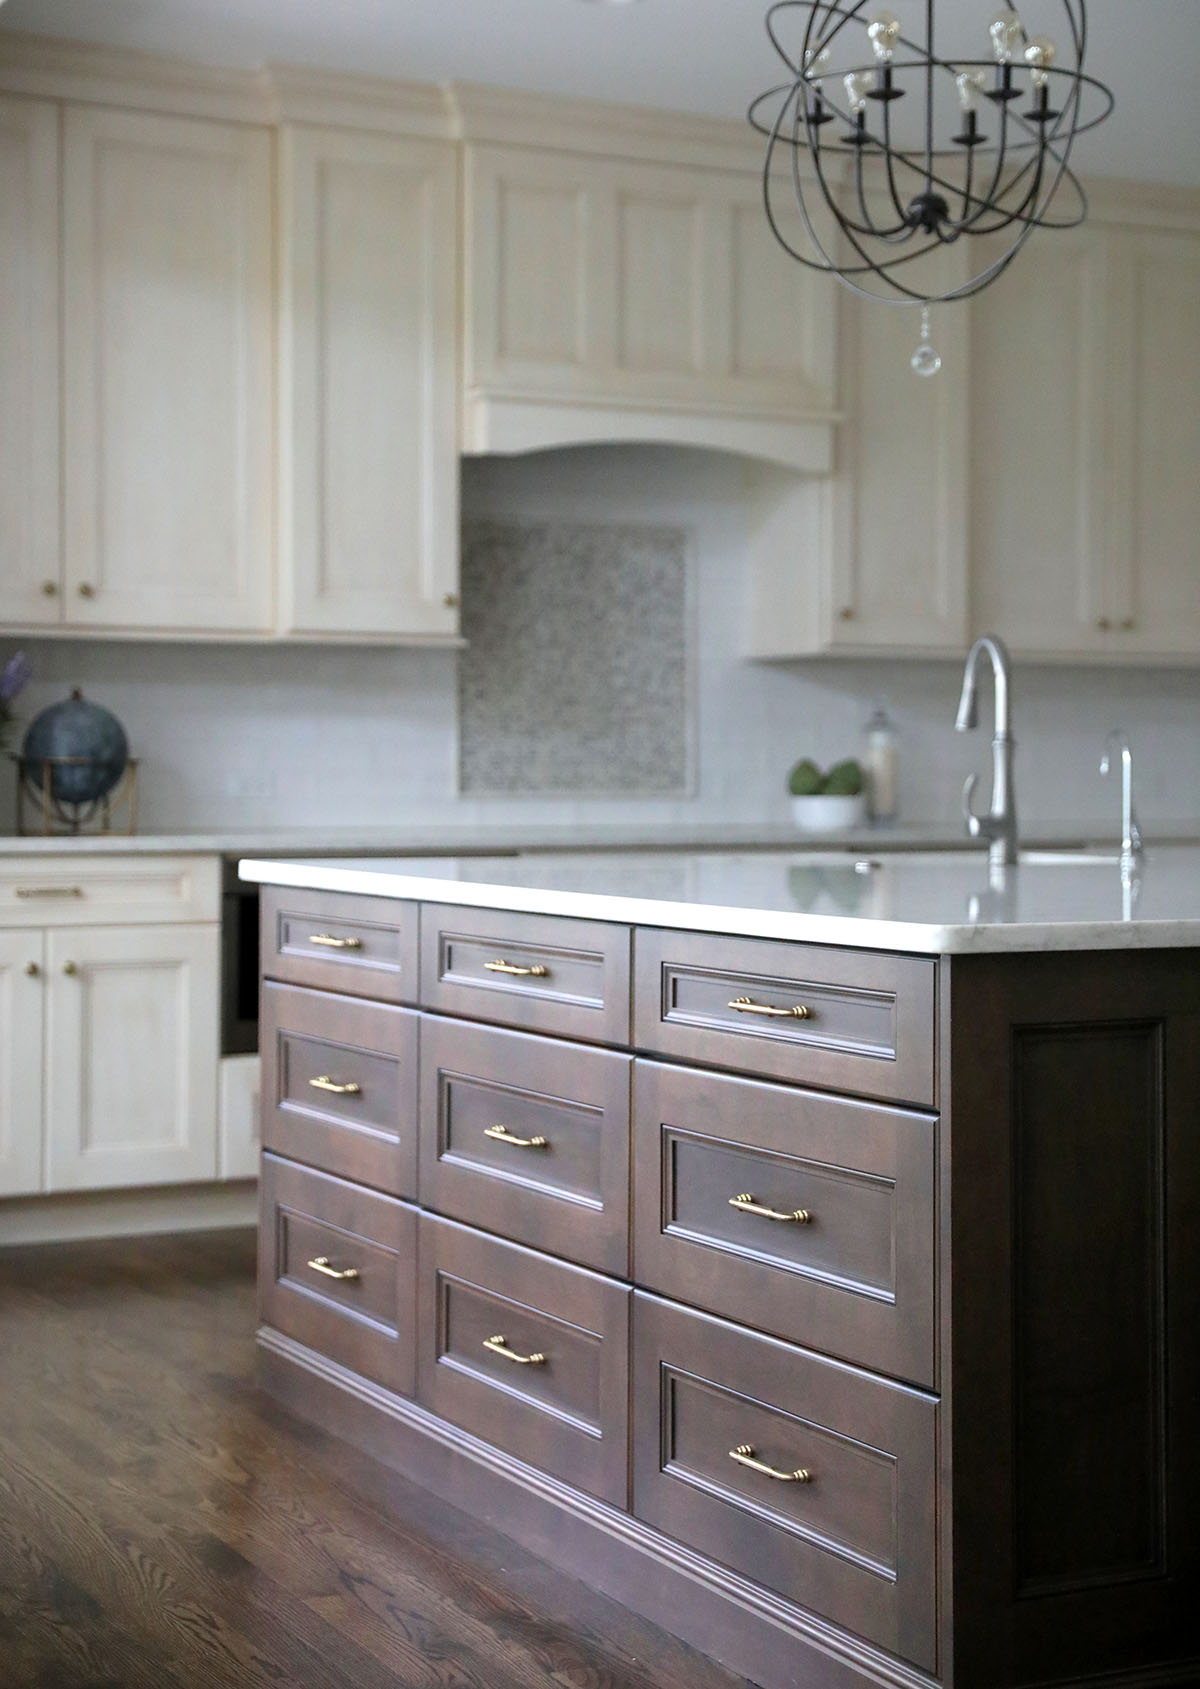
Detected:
left=63, top=961, right=78, bottom=976
left=77, top=582, right=95, bottom=599
left=442, top=592, right=460, bottom=609
left=41, top=580, right=58, bottom=597
left=25, top=961, right=40, bottom=978
left=838, top=606, right=855, bottom=621
left=1097, top=617, right=1112, bottom=631
left=1121, top=617, right=1136, bottom=631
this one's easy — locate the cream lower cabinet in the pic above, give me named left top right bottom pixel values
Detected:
left=0, top=854, right=222, bottom=1201
left=277, top=125, right=460, bottom=640
left=43, top=924, right=220, bottom=1192
left=0, top=931, right=45, bottom=1198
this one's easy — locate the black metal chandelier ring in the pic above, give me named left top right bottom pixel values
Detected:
left=749, top=0, right=1114, bottom=323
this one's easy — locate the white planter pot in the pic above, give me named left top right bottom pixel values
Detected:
left=790, top=793, right=867, bottom=833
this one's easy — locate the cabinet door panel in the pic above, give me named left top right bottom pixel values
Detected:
left=1112, top=231, right=1200, bottom=657
left=0, top=96, right=60, bottom=626
left=45, top=925, right=219, bottom=1191
left=0, top=931, right=45, bottom=1198
left=62, top=107, right=272, bottom=632
left=969, top=229, right=1111, bottom=655
left=279, top=125, right=459, bottom=638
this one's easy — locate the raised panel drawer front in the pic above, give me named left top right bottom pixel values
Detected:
left=420, top=904, right=630, bottom=1044
left=419, top=1017, right=632, bottom=1275
left=260, top=982, right=418, bottom=1197
left=633, top=1294, right=938, bottom=1672
left=0, top=855, right=220, bottom=927
left=417, top=1214, right=630, bottom=1507
left=634, top=929, right=935, bottom=1107
left=634, top=1062, right=936, bottom=1387
left=259, top=1153, right=417, bottom=1397
left=261, top=887, right=418, bottom=1002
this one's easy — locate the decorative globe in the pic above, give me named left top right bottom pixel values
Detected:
left=21, top=689, right=129, bottom=807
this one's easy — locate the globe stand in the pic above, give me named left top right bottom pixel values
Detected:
left=10, top=756, right=140, bottom=837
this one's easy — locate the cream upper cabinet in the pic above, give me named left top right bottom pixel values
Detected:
left=0, top=95, right=61, bottom=628
left=969, top=228, right=1112, bottom=657
left=277, top=124, right=460, bottom=640
left=463, top=144, right=837, bottom=469
left=746, top=239, right=968, bottom=658
left=62, top=107, right=273, bottom=633
left=0, top=929, right=45, bottom=1199
left=44, top=922, right=219, bottom=1193
left=1105, top=228, right=1200, bottom=658
left=970, top=214, right=1200, bottom=661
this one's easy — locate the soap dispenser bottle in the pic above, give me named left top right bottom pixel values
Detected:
left=864, top=699, right=899, bottom=823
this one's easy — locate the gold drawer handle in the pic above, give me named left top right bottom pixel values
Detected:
left=308, top=932, right=363, bottom=950
left=729, top=1193, right=812, bottom=1224
left=484, top=1124, right=549, bottom=1150
left=483, top=1333, right=546, bottom=1366
left=730, top=1444, right=812, bottom=1484
left=307, top=1256, right=360, bottom=1282
left=309, top=1075, right=362, bottom=1097
left=15, top=885, right=84, bottom=899
left=484, top=958, right=550, bottom=978
left=728, top=995, right=810, bottom=1020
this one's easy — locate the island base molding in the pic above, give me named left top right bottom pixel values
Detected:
left=258, top=1327, right=1199, bottom=1689
left=257, top=1326, right=937, bottom=1689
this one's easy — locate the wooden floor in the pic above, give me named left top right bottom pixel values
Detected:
left=0, top=1227, right=751, bottom=1689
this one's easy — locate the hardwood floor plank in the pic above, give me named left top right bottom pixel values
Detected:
left=0, top=1229, right=752, bottom=1689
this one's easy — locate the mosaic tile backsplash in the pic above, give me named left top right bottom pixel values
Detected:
left=459, top=519, right=691, bottom=796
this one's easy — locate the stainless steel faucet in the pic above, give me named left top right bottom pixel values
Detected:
left=1100, top=730, right=1143, bottom=879
left=955, top=634, right=1018, bottom=870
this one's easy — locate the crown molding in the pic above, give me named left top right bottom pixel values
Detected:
left=0, top=27, right=270, bottom=123
left=264, top=64, right=455, bottom=139
left=447, top=81, right=763, bottom=175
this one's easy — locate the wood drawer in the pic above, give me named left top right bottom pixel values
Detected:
left=0, top=853, right=219, bottom=926
left=632, top=1294, right=938, bottom=1672
left=634, top=928, right=935, bottom=1106
left=633, top=1061, right=936, bottom=1387
left=419, top=1016, right=632, bottom=1276
left=261, top=886, right=418, bottom=1002
left=259, top=1153, right=417, bottom=1397
left=418, top=1214, right=630, bottom=1507
left=260, top=982, right=418, bottom=1197
left=419, top=903, right=630, bottom=1044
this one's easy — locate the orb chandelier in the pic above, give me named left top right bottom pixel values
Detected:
left=749, top=3, right=1114, bottom=372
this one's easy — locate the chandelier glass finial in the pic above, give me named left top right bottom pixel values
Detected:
left=749, top=1, right=1114, bottom=327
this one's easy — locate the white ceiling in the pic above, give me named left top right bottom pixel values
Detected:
left=1, top=0, right=1197, bottom=186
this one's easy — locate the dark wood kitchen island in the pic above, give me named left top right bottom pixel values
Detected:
left=240, top=848, right=1200, bottom=1689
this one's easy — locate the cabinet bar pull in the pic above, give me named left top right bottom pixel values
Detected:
left=484, top=958, right=550, bottom=977
left=484, top=1124, right=549, bottom=1150
left=308, top=932, right=363, bottom=950
left=309, top=1075, right=362, bottom=1097
left=729, top=1444, right=812, bottom=1484
left=728, top=995, right=810, bottom=1020
left=729, top=1193, right=812, bottom=1224
left=15, top=886, right=84, bottom=899
left=307, top=1256, right=360, bottom=1282
left=483, top=1333, right=546, bottom=1366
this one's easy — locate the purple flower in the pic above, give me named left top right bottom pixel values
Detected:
left=0, top=651, right=32, bottom=705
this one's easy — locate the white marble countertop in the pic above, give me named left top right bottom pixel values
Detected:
left=239, top=844, right=1200, bottom=955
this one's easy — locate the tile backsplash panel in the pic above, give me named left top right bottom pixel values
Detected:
left=458, top=518, right=691, bottom=796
